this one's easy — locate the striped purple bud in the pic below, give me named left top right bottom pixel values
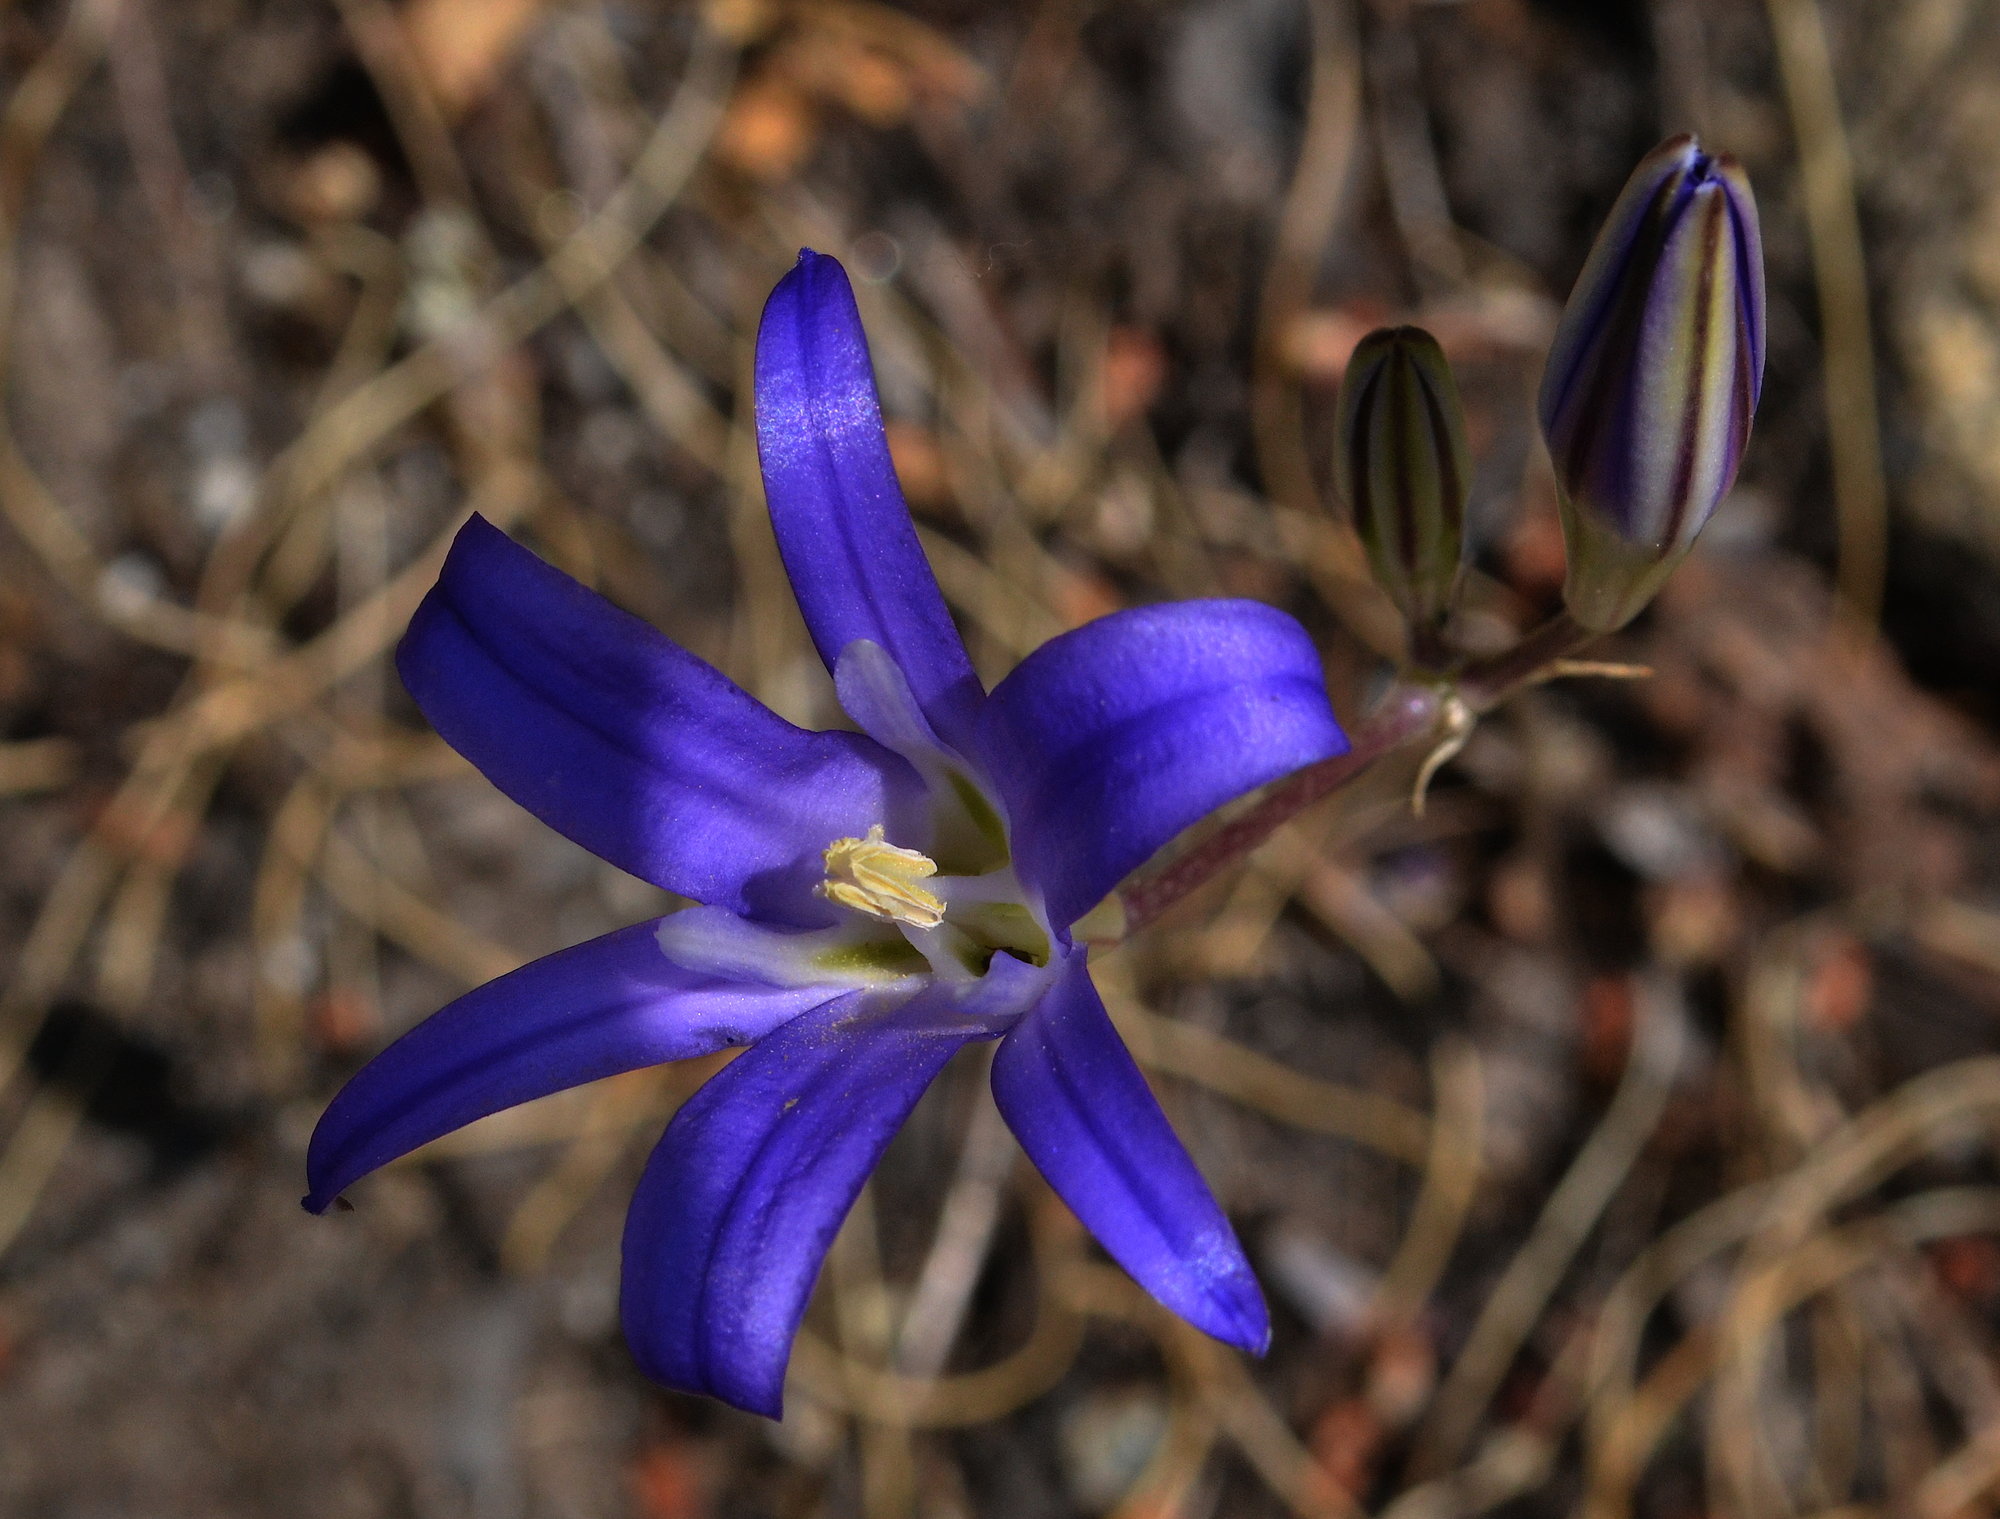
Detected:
left=1335, top=326, right=1471, bottom=641
left=1538, top=135, right=1765, bottom=630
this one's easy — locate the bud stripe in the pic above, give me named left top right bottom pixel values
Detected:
left=1550, top=169, right=1688, bottom=533
left=1344, top=362, right=1386, bottom=555
left=1662, top=194, right=1724, bottom=551
left=1391, top=352, right=1421, bottom=571
left=1731, top=210, right=1761, bottom=386
left=1722, top=173, right=1766, bottom=397
left=1544, top=166, right=1695, bottom=428
left=1414, top=362, right=1466, bottom=544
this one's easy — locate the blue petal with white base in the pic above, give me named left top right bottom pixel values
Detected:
left=756, top=250, right=984, bottom=753
left=399, top=516, right=926, bottom=927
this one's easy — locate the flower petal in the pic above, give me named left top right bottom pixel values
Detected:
left=398, top=515, right=925, bottom=926
left=755, top=251, right=983, bottom=750
left=620, top=955, right=1046, bottom=1415
left=976, top=599, right=1348, bottom=927
left=652, top=904, right=928, bottom=988
left=835, top=640, right=1010, bottom=875
left=834, top=638, right=951, bottom=769
left=304, top=919, right=838, bottom=1212
left=991, top=954, right=1269, bottom=1353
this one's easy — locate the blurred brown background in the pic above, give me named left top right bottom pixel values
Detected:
left=4, top=0, right=2000, bottom=1516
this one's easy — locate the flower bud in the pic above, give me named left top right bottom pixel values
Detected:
left=1335, top=325, right=1471, bottom=640
left=1538, top=134, right=1765, bottom=631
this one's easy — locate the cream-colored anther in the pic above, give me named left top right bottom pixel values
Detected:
left=821, top=825, right=946, bottom=929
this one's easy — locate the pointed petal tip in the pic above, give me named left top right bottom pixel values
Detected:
left=780, top=246, right=847, bottom=293
left=1173, top=1241, right=1272, bottom=1354
left=1635, top=133, right=1752, bottom=206
left=729, top=1371, right=787, bottom=1421
left=1649, top=132, right=1703, bottom=173
left=993, top=959, right=1276, bottom=1360
left=623, top=1329, right=787, bottom=1419
left=1218, top=1287, right=1274, bottom=1357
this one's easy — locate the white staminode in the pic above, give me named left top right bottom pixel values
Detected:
left=822, top=825, right=946, bottom=929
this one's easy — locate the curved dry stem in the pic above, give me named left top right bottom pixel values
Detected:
left=1374, top=1037, right=1486, bottom=1331
left=893, top=1057, right=1018, bottom=1380
left=1249, top=0, right=1398, bottom=659
left=252, top=772, right=338, bottom=1093
left=1106, top=1389, right=1218, bottom=1519
left=1409, top=979, right=1686, bottom=1479
left=1063, top=1263, right=1362, bottom=1519
left=1097, top=965, right=1432, bottom=1167
left=789, top=1197, right=1089, bottom=1430
left=1763, top=0, right=1888, bottom=639
left=1586, top=1190, right=2000, bottom=1519
left=498, top=1069, right=681, bottom=1277
left=1410, top=695, right=1474, bottom=818
left=259, top=24, right=738, bottom=516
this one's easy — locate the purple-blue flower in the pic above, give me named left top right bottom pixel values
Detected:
left=305, top=250, right=1349, bottom=1417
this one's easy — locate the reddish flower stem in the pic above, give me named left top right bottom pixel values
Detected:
left=1111, top=613, right=1602, bottom=938
left=1455, top=612, right=1595, bottom=713
left=1116, top=682, right=1447, bottom=935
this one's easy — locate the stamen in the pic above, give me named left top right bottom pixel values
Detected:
left=822, top=825, right=946, bottom=929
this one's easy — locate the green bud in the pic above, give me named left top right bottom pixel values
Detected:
left=1334, top=326, right=1472, bottom=640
